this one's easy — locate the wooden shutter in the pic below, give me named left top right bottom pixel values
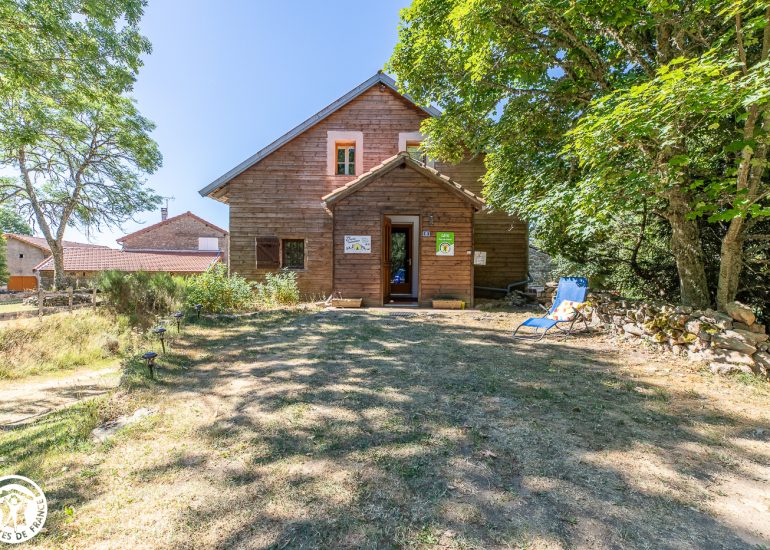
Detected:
left=256, top=236, right=280, bottom=268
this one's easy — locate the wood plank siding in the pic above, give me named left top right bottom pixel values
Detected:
left=435, top=157, right=529, bottom=289
left=226, top=85, right=430, bottom=296
left=331, top=166, right=475, bottom=306
left=219, top=81, right=528, bottom=299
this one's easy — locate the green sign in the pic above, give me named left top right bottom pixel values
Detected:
left=436, top=231, right=455, bottom=256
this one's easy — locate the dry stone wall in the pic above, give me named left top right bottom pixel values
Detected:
left=587, top=292, right=769, bottom=378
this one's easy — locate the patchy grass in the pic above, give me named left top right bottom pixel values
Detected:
left=2, top=308, right=769, bottom=549
left=0, top=310, right=134, bottom=379
left=0, top=302, right=35, bottom=314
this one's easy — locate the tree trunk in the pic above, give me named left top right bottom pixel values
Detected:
left=50, top=242, right=65, bottom=290
left=664, top=190, right=711, bottom=308
left=716, top=222, right=743, bottom=310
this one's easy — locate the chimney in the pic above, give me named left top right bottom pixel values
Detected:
left=161, top=207, right=168, bottom=221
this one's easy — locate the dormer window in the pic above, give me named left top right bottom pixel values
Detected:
left=399, top=131, right=434, bottom=167
left=406, top=141, right=426, bottom=164
left=336, top=143, right=356, bottom=175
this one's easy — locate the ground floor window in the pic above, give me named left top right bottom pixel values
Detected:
left=282, top=239, right=305, bottom=269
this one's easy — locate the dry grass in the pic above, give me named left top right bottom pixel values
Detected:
left=0, top=302, right=35, bottom=314
left=2, top=308, right=770, bottom=549
left=0, top=310, right=132, bottom=380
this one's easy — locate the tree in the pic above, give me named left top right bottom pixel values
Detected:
left=0, top=192, right=32, bottom=234
left=566, top=9, right=770, bottom=310
left=0, top=0, right=161, bottom=288
left=387, top=0, right=769, bottom=308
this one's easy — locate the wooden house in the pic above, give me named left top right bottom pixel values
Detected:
left=199, top=73, right=527, bottom=306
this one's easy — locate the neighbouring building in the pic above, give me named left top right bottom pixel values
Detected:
left=117, top=210, right=229, bottom=263
left=199, top=72, right=528, bottom=307
left=2, top=233, right=106, bottom=291
left=32, top=211, right=228, bottom=287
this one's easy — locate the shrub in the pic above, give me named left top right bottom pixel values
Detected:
left=254, top=270, right=300, bottom=307
left=98, top=270, right=186, bottom=326
left=184, top=264, right=254, bottom=313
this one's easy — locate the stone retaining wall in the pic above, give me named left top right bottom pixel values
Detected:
left=587, top=292, right=769, bottom=378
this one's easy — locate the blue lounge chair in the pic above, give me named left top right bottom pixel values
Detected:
left=512, top=277, right=589, bottom=341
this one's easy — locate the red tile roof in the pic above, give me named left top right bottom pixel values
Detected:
left=116, top=211, right=227, bottom=243
left=33, top=248, right=221, bottom=273
left=3, top=233, right=108, bottom=252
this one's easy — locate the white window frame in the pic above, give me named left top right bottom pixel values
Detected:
left=336, top=144, right=356, bottom=176
left=327, top=131, right=363, bottom=176
left=198, top=237, right=219, bottom=251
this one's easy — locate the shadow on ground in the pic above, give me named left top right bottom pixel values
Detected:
left=15, top=309, right=770, bottom=548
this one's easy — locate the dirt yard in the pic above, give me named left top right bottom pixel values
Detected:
left=2, top=308, right=769, bottom=549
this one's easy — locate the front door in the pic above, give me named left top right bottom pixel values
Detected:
left=387, top=224, right=412, bottom=297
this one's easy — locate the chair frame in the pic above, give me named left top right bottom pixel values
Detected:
left=512, top=278, right=590, bottom=341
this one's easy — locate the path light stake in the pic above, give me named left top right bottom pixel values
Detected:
left=142, top=351, right=158, bottom=379
left=153, top=327, right=167, bottom=354
left=173, top=311, right=184, bottom=333
left=194, top=304, right=202, bottom=320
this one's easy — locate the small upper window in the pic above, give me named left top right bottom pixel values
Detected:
left=198, top=237, right=219, bottom=251
left=336, top=143, right=355, bottom=175
left=282, top=239, right=305, bottom=270
left=406, top=141, right=427, bottom=164
left=19, top=253, right=23, bottom=259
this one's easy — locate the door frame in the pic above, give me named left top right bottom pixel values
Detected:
left=382, top=214, right=420, bottom=304
left=388, top=224, right=413, bottom=296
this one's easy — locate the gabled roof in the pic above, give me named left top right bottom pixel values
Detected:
left=3, top=233, right=108, bottom=252
left=322, top=153, right=485, bottom=209
left=198, top=72, right=441, bottom=199
left=117, top=211, right=227, bottom=244
left=33, top=248, right=221, bottom=273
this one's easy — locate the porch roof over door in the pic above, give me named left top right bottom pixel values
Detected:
left=321, top=152, right=486, bottom=210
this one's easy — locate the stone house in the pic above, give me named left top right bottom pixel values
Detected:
left=32, top=211, right=228, bottom=287
left=3, top=233, right=106, bottom=291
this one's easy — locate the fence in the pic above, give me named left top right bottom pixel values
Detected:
left=0, top=287, right=101, bottom=322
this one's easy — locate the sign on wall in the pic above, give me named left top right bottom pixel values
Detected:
left=436, top=232, right=455, bottom=256
left=344, top=235, right=371, bottom=254
left=474, top=251, right=487, bottom=265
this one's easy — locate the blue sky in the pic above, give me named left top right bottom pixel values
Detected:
left=68, top=0, right=410, bottom=246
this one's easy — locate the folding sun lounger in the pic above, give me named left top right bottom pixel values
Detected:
left=512, top=277, right=589, bottom=341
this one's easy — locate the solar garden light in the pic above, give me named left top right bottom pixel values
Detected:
left=173, top=311, right=184, bottom=332
left=142, top=351, right=158, bottom=379
left=194, top=303, right=202, bottom=320
left=153, top=326, right=167, bottom=354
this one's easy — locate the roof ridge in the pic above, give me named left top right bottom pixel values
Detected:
left=116, top=211, right=227, bottom=243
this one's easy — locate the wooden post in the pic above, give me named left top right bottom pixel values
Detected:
left=92, top=286, right=97, bottom=307
left=38, top=288, right=44, bottom=319
left=67, top=287, right=73, bottom=311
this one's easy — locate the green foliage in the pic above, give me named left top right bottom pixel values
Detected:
left=184, top=264, right=255, bottom=314
left=0, top=199, right=32, bottom=234
left=255, top=270, right=300, bottom=307
left=97, top=270, right=185, bottom=326
left=388, top=0, right=770, bottom=307
left=0, top=0, right=161, bottom=288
